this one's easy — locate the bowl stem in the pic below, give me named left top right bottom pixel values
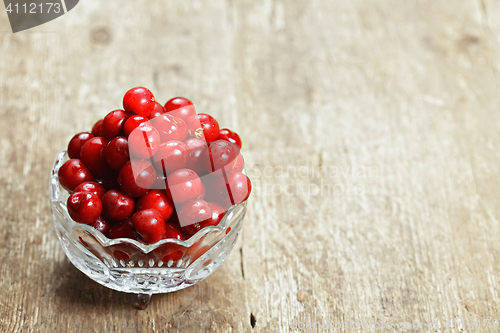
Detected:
left=135, top=293, right=152, bottom=310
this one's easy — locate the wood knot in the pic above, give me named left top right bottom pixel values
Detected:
left=91, top=27, right=112, bottom=45
left=297, top=291, right=310, bottom=302
left=457, top=34, right=480, bottom=51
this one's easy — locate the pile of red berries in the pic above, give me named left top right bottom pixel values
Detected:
left=58, top=87, right=251, bottom=245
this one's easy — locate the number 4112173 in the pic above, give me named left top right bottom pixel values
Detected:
left=5, top=2, right=62, bottom=14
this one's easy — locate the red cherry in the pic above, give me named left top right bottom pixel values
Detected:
left=74, top=181, right=106, bottom=199
left=150, top=114, right=188, bottom=142
left=101, top=110, right=132, bottom=140
left=128, top=125, right=161, bottom=159
left=164, top=97, right=196, bottom=120
left=95, top=170, right=120, bottom=191
left=101, top=189, right=135, bottom=222
left=204, top=139, right=240, bottom=173
left=201, top=172, right=224, bottom=203
left=185, top=113, right=219, bottom=143
left=117, top=160, right=156, bottom=197
left=123, top=115, right=152, bottom=137
left=148, top=102, right=166, bottom=120
left=156, top=245, right=185, bottom=262
left=180, top=201, right=223, bottom=237
left=193, top=246, right=211, bottom=261
left=58, top=159, right=94, bottom=191
left=108, top=218, right=136, bottom=239
left=91, top=119, right=104, bottom=137
left=123, top=87, right=156, bottom=118
left=232, top=153, right=245, bottom=173
left=152, top=140, right=189, bottom=175
left=168, top=211, right=180, bottom=225
left=218, top=128, right=242, bottom=149
left=196, top=182, right=206, bottom=200
left=112, top=250, right=131, bottom=261
left=80, top=137, right=111, bottom=176
left=215, top=172, right=252, bottom=208
left=208, top=202, right=226, bottom=225
left=166, top=169, right=203, bottom=204
left=131, top=209, right=166, bottom=244
left=104, top=136, right=130, bottom=171
left=153, top=224, right=187, bottom=262
left=67, top=191, right=102, bottom=224
left=178, top=199, right=212, bottom=231
left=186, top=240, right=211, bottom=261
left=136, top=190, right=174, bottom=222
left=68, top=132, right=94, bottom=159
left=184, top=138, right=209, bottom=175
left=164, top=222, right=187, bottom=240
left=89, top=216, right=112, bottom=235
left=152, top=174, right=167, bottom=190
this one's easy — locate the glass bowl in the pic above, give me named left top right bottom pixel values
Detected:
left=50, top=151, right=247, bottom=308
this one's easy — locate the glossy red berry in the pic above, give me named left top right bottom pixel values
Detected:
left=74, top=181, right=106, bottom=199
left=180, top=201, right=224, bottom=237
left=136, top=190, right=174, bottom=222
left=151, top=114, right=188, bottom=143
left=67, top=191, right=102, bottom=224
left=91, top=119, right=104, bottom=137
left=215, top=172, right=252, bottom=208
left=95, top=170, right=120, bottom=191
left=163, top=222, right=187, bottom=240
left=178, top=199, right=212, bottom=230
left=152, top=140, right=189, bottom=175
left=184, top=138, right=209, bottom=176
left=218, top=128, right=242, bottom=148
left=123, top=115, right=152, bottom=137
left=204, top=139, right=240, bottom=173
left=166, top=168, right=203, bottom=204
left=209, top=202, right=226, bottom=225
left=128, top=125, right=161, bottom=159
left=101, top=189, right=135, bottom=222
left=80, top=137, right=111, bottom=176
left=123, top=87, right=156, bottom=118
left=58, top=159, right=94, bottom=191
left=107, top=218, right=136, bottom=239
left=188, top=244, right=211, bottom=262
left=196, top=182, right=206, bottom=200
left=89, top=216, right=112, bottom=235
left=168, top=211, right=180, bottom=225
left=185, top=113, right=219, bottom=143
left=131, top=209, right=166, bottom=244
left=68, top=132, right=94, bottom=159
left=164, top=97, right=196, bottom=120
left=101, top=110, right=132, bottom=140
left=232, top=153, right=245, bottom=173
left=152, top=174, right=167, bottom=190
left=153, top=225, right=186, bottom=262
left=148, top=102, right=166, bottom=120
left=104, top=136, right=130, bottom=171
left=117, top=160, right=156, bottom=197
left=201, top=172, right=223, bottom=203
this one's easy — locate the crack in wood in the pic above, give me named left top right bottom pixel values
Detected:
left=240, top=247, right=245, bottom=279
left=250, top=313, right=256, bottom=329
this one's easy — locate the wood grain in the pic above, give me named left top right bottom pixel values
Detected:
left=1, top=0, right=500, bottom=332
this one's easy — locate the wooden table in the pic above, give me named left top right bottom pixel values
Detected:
left=2, top=0, right=500, bottom=332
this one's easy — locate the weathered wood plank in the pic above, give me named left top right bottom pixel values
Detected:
left=1, top=0, right=500, bottom=332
